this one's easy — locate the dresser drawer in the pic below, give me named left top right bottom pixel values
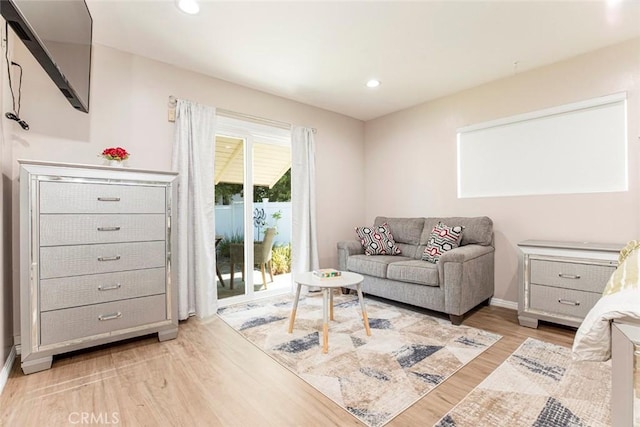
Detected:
left=40, top=241, right=166, bottom=279
left=530, top=259, right=615, bottom=293
left=40, top=268, right=166, bottom=311
left=529, top=284, right=601, bottom=319
left=40, top=214, right=166, bottom=246
left=39, top=181, right=166, bottom=214
left=40, top=294, right=167, bottom=346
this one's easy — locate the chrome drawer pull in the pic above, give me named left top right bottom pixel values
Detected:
left=98, top=283, right=121, bottom=291
left=558, top=299, right=580, bottom=306
left=98, top=312, right=122, bottom=321
left=558, top=273, right=581, bottom=279
left=97, top=197, right=120, bottom=202
left=98, top=255, right=121, bottom=262
left=97, top=226, right=121, bottom=231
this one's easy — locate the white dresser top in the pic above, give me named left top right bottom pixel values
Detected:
left=518, top=239, right=625, bottom=254
left=18, top=159, right=178, bottom=176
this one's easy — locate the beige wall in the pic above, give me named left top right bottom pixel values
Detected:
left=364, top=38, right=640, bottom=303
left=5, top=42, right=365, bottom=338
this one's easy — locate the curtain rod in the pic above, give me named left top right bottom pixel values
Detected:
left=168, top=96, right=317, bottom=134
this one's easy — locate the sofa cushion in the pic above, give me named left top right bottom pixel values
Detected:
left=347, top=254, right=413, bottom=279
left=395, top=243, right=418, bottom=259
left=422, top=222, right=464, bottom=263
left=355, top=223, right=402, bottom=255
left=374, top=217, right=424, bottom=245
left=421, top=216, right=493, bottom=246
left=387, top=260, right=439, bottom=286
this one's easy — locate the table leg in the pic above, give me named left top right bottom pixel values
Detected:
left=356, top=283, right=371, bottom=336
left=322, top=288, right=329, bottom=353
left=329, top=287, right=334, bottom=321
left=288, top=283, right=302, bottom=333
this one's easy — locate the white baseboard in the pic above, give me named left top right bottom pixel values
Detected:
left=0, top=345, right=16, bottom=396
left=489, top=297, right=518, bottom=310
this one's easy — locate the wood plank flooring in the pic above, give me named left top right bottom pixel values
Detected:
left=0, top=300, right=576, bottom=426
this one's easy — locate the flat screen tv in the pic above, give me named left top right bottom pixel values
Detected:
left=1, top=0, right=92, bottom=113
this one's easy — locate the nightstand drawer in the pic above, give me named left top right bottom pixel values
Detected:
left=40, top=214, right=166, bottom=246
left=40, top=294, right=167, bottom=346
left=40, top=241, right=166, bottom=279
left=530, top=284, right=601, bottom=319
left=530, top=259, right=615, bottom=293
left=40, top=268, right=166, bottom=311
left=40, top=181, right=166, bottom=214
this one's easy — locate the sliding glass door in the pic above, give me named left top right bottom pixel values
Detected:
left=214, top=135, right=247, bottom=300
left=214, top=118, right=292, bottom=305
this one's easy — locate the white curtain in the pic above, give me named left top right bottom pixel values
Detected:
left=291, top=126, right=320, bottom=275
left=172, top=99, right=217, bottom=319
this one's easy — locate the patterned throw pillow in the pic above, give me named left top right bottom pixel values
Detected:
left=355, top=223, right=402, bottom=256
left=422, top=222, right=464, bottom=263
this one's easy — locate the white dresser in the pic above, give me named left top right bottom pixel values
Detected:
left=518, top=240, right=622, bottom=329
left=19, top=160, right=178, bottom=374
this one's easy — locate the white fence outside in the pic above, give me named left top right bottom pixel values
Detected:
left=215, top=201, right=292, bottom=246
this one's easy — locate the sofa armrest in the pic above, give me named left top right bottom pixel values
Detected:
left=337, top=240, right=364, bottom=271
left=438, top=244, right=495, bottom=316
left=438, top=244, right=494, bottom=265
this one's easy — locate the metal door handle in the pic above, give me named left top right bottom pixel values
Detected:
left=97, top=255, right=121, bottom=262
left=558, top=299, right=580, bottom=306
left=98, top=284, right=121, bottom=291
left=98, top=312, right=122, bottom=321
left=97, top=197, right=120, bottom=202
left=97, top=226, right=121, bottom=231
left=558, top=273, right=581, bottom=279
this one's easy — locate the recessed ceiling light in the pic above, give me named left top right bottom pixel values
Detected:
left=177, top=0, right=200, bottom=15
left=366, top=79, right=381, bottom=88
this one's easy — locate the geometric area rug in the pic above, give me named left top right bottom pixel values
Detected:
left=217, top=293, right=502, bottom=427
left=434, top=337, right=612, bottom=427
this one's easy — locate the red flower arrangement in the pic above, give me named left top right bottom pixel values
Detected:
left=100, top=147, right=130, bottom=161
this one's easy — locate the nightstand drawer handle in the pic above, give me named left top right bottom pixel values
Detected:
left=97, top=226, right=121, bottom=231
left=98, top=312, right=122, bottom=321
left=558, top=273, right=581, bottom=279
left=97, top=197, right=120, bottom=202
left=98, top=255, right=121, bottom=262
left=98, top=283, right=121, bottom=291
left=558, top=299, right=580, bottom=306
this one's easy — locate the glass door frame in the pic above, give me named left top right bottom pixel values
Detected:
left=215, top=119, right=293, bottom=307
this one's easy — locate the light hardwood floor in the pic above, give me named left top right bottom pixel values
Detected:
left=0, top=299, right=576, bottom=426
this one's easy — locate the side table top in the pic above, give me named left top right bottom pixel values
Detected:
left=294, top=271, right=364, bottom=288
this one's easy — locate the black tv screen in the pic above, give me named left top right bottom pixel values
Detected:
left=1, top=0, right=92, bottom=113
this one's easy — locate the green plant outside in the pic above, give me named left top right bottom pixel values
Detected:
left=215, top=168, right=291, bottom=205
left=270, top=243, right=291, bottom=275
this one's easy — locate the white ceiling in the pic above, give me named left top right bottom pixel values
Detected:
left=86, top=0, right=640, bottom=121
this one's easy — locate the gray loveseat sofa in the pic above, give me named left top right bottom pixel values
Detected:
left=337, top=216, right=495, bottom=325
